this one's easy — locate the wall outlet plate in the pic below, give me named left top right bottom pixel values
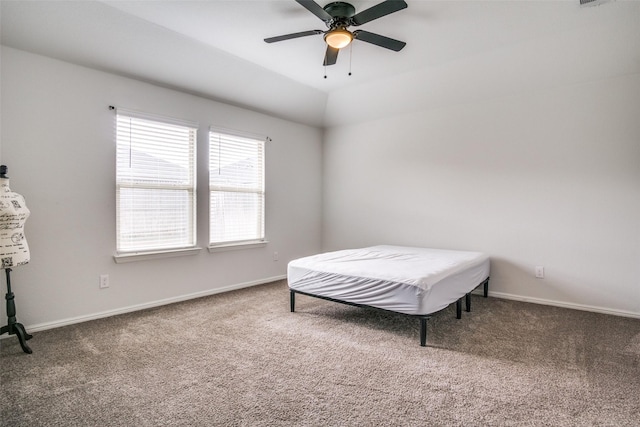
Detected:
left=99, top=274, right=109, bottom=288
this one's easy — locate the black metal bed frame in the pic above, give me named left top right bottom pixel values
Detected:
left=290, top=277, right=489, bottom=346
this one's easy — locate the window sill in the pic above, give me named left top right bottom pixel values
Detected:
left=114, top=247, right=202, bottom=264
left=208, top=240, right=268, bottom=253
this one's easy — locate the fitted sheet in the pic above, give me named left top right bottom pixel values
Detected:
left=288, top=245, right=490, bottom=315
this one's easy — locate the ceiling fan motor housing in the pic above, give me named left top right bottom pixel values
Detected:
left=323, top=2, right=356, bottom=18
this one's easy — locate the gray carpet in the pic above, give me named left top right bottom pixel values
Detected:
left=1, top=280, right=639, bottom=426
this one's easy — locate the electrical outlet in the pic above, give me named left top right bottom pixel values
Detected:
left=99, top=274, right=110, bottom=289
left=535, top=266, right=544, bottom=279
left=273, top=251, right=279, bottom=261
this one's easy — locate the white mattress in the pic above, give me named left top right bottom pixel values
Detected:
left=288, top=245, right=490, bottom=315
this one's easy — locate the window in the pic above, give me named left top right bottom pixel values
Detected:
left=116, top=109, right=197, bottom=254
left=209, top=128, right=266, bottom=247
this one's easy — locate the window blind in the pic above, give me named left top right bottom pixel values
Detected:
left=116, top=109, right=197, bottom=253
left=209, top=129, right=265, bottom=246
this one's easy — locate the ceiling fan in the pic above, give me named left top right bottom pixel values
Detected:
left=265, top=0, right=408, bottom=66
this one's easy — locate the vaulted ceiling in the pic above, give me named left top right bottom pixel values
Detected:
left=2, top=1, right=639, bottom=127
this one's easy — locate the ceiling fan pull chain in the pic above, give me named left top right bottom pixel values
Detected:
left=349, top=43, right=353, bottom=76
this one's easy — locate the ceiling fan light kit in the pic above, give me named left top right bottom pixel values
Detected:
left=265, top=0, right=408, bottom=67
left=324, top=28, right=353, bottom=49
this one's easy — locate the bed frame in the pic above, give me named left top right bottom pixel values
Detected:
left=290, top=277, right=489, bottom=346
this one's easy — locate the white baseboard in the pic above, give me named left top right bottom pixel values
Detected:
left=6, top=277, right=638, bottom=339
left=21, top=275, right=287, bottom=334
left=484, top=290, right=640, bottom=319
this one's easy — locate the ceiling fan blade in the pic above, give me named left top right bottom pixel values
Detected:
left=351, top=0, right=407, bottom=26
left=264, top=30, right=323, bottom=43
left=323, top=46, right=339, bottom=66
left=295, top=0, right=333, bottom=22
left=353, top=30, right=406, bottom=51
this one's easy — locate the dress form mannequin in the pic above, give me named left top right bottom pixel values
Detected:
left=0, top=169, right=31, bottom=268
left=0, top=165, right=33, bottom=353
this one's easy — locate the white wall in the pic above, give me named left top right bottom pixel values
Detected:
left=323, top=73, right=640, bottom=317
left=0, top=47, right=323, bottom=329
left=2, top=45, right=638, bottom=332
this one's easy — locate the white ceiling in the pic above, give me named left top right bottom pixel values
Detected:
left=2, top=0, right=639, bottom=127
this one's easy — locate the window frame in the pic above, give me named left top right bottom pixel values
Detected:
left=208, top=127, right=267, bottom=250
left=114, top=108, right=199, bottom=262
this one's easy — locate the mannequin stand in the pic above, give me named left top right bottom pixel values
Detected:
left=1, top=268, right=32, bottom=354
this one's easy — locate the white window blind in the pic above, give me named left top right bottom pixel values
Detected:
left=116, top=109, right=197, bottom=253
left=209, top=129, right=265, bottom=246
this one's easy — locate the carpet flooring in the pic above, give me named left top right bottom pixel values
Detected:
left=1, top=280, right=639, bottom=426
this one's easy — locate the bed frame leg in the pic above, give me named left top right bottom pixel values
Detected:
left=290, top=290, right=295, bottom=312
left=465, top=293, right=471, bottom=312
left=420, top=317, right=427, bottom=346
left=456, top=298, right=462, bottom=319
left=484, top=278, right=489, bottom=298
